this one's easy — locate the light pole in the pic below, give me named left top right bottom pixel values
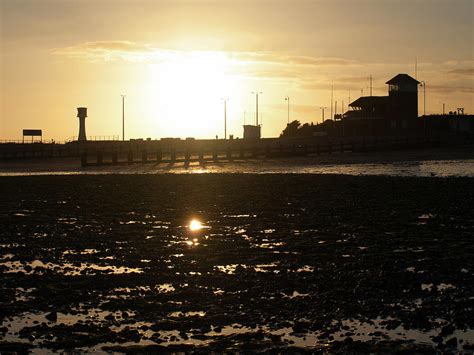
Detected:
left=252, top=91, right=262, bottom=125
left=285, top=96, right=290, bottom=124
left=419, top=81, right=426, bottom=116
left=222, top=98, right=229, bottom=139
left=121, top=94, right=126, bottom=141
left=320, top=106, right=328, bottom=123
left=419, top=81, right=426, bottom=136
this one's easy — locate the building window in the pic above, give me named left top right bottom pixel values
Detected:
left=389, top=84, right=399, bottom=92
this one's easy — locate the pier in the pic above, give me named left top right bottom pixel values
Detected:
left=1, top=134, right=472, bottom=167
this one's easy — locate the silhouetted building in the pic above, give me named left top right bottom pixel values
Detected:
left=386, top=74, right=420, bottom=128
left=343, top=74, right=420, bottom=136
left=243, top=125, right=261, bottom=139
left=423, top=113, right=474, bottom=135
left=77, top=107, right=87, bottom=142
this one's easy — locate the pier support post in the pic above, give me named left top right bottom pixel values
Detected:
left=81, top=151, right=87, bottom=167
left=156, top=149, right=162, bottom=163
left=213, top=148, right=218, bottom=161
left=185, top=148, right=191, bottom=162
left=265, top=145, right=271, bottom=158
left=239, top=145, right=245, bottom=159
left=142, top=151, right=147, bottom=163
left=97, top=150, right=103, bottom=165
left=199, top=150, right=204, bottom=162
left=112, top=151, right=118, bottom=165
left=252, top=146, right=258, bottom=158
left=127, top=151, right=133, bottom=164
left=171, top=148, right=176, bottom=163
left=227, top=147, right=232, bottom=161
left=340, top=141, right=344, bottom=154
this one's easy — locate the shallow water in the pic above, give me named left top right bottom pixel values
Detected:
left=1, top=159, right=474, bottom=177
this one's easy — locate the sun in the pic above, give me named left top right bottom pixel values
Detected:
left=144, top=51, right=244, bottom=138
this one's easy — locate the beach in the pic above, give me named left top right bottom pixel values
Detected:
left=1, top=174, right=473, bottom=352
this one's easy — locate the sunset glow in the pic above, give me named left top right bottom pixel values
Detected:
left=1, top=0, right=472, bottom=141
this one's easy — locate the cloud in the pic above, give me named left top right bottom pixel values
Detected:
left=53, top=40, right=358, bottom=68
left=230, top=52, right=357, bottom=67
left=428, top=84, right=474, bottom=94
left=53, top=41, right=175, bottom=62
left=446, top=68, right=474, bottom=76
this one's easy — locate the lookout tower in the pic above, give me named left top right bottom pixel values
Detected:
left=77, top=107, right=87, bottom=141
left=386, top=74, right=420, bottom=121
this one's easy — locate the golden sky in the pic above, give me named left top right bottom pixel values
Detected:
left=1, top=0, right=473, bottom=140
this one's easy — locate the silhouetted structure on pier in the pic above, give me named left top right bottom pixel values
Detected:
left=77, top=107, right=87, bottom=142
left=343, top=74, right=420, bottom=136
left=243, top=125, right=261, bottom=139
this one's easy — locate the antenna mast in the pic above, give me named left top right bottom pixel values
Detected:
left=415, top=57, right=418, bottom=79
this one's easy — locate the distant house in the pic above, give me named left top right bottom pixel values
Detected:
left=343, top=74, right=420, bottom=136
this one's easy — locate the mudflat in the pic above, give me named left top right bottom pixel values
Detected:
left=0, top=174, right=473, bottom=352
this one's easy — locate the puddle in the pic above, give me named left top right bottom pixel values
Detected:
left=282, top=291, right=310, bottom=299
left=0, top=260, right=143, bottom=275
left=169, top=311, right=206, bottom=317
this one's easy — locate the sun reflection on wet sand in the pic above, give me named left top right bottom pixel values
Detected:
left=189, top=219, right=203, bottom=231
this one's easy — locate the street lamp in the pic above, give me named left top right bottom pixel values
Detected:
left=221, top=98, right=229, bottom=140
left=419, top=81, right=426, bottom=136
left=251, top=91, right=263, bottom=125
left=121, top=94, right=126, bottom=141
left=419, top=81, right=426, bottom=116
left=320, top=106, right=328, bottom=123
left=285, top=96, right=290, bottom=124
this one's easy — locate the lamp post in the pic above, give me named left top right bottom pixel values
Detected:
left=252, top=91, right=262, bottom=125
left=419, top=81, right=426, bottom=136
left=121, top=94, right=126, bottom=141
left=320, top=106, right=328, bottom=123
left=419, top=81, right=426, bottom=116
left=221, top=98, right=229, bottom=139
left=285, top=96, right=290, bottom=124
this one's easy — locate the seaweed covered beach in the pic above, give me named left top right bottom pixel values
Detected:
left=1, top=174, right=473, bottom=352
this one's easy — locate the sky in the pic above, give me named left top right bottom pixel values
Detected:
left=1, top=0, right=473, bottom=141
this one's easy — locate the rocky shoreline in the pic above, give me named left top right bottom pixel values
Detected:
left=1, top=174, right=473, bottom=352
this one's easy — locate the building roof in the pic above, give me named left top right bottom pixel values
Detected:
left=349, top=96, right=388, bottom=108
left=386, top=73, right=420, bottom=85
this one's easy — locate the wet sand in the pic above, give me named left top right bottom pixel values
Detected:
left=0, top=174, right=473, bottom=352
left=1, top=145, right=473, bottom=175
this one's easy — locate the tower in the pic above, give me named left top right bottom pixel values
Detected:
left=77, top=107, right=87, bottom=141
left=386, top=74, right=420, bottom=121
